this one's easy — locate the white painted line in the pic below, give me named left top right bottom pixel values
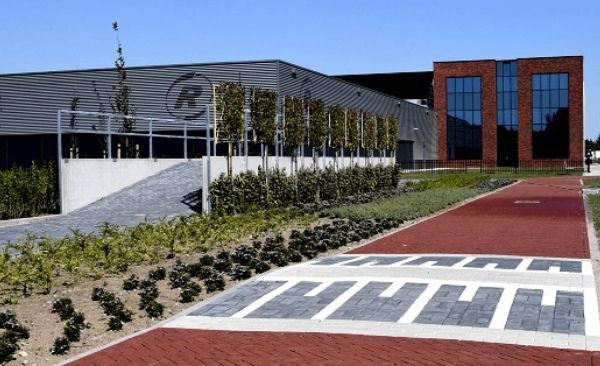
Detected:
left=312, top=280, right=369, bottom=320
left=358, top=261, right=378, bottom=267
left=549, top=266, right=561, bottom=274
left=451, top=256, right=475, bottom=268
left=305, top=281, right=332, bottom=297
left=420, top=261, right=437, bottom=268
left=332, top=256, right=368, bottom=267
left=541, top=287, right=556, bottom=306
left=515, top=258, right=533, bottom=272
left=584, top=288, right=600, bottom=336
left=231, top=280, right=299, bottom=319
left=582, top=261, right=593, bottom=275
left=379, top=281, right=405, bottom=297
left=489, top=285, right=518, bottom=329
left=398, top=282, right=441, bottom=324
left=483, top=263, right=497, bottom=270
left=458, top=284, right=479, bottom=302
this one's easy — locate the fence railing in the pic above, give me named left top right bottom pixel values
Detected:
left=398, top=160, right=584, bottom=174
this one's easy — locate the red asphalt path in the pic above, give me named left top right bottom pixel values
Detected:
left=67, top=177, right=598, bottom=365
left=351, top=177, right=589, bottom=258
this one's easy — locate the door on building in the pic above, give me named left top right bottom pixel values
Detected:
left=496, top=127, right=518, bottom=167
left=396, top=140, right=414, bottom=169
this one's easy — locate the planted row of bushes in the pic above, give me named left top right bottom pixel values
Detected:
left=209, top=165, right=400, bottom=214
left=0, top=162, right=58, bottom=220
left=51, top=298, right=90, bottom=355
left=0, top=310, right=29, bottom=363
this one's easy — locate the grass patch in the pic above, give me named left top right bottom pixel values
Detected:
left=401, top=169, right=581, bottom=180
left=588, top=194, right=600, bottom=233
left=584, top=178, right=600, bottom=189
left=326, top=187, right=485, bottom=221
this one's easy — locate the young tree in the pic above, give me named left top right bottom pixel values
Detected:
left=387, top=115, right=399, bottom=159
left=283, top=96, right=304, bottom=172
left=111, top=22, right=136, bottom=157
left=363, top=112, right=378, bottom=161
left=215, top=82, right=246, bottom=176
left=346, top=109, right=360, bottom=164
left=251, top=88, right=277, bottom=169
left=307, top=99, right=326, bottom=169
left=376, top=115, right=387, bottom=154
left=329, top=104, right=345, bottom=168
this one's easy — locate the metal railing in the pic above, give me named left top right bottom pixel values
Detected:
left=398, top=160, right=584, bottom=174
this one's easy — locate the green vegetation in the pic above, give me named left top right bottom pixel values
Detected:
left=584, top=178, right=600, bottom=189
left=588, top=194, right=600, bottom=233
left=0, top=162, right=58, bottom=220
left=401, top=169, right=581, bottom=180
left=327, top=188, right=483, bottom=221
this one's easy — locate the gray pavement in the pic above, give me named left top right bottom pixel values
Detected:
left=0, top=161, right=201, bottom=245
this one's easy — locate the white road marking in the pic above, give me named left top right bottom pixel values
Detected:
left=398, top=283, right=442, bottom=324
left=451, top=256, right=475, bottom=268
left=489, top=285, right=518, bottom=329
left=379, top=281, right=406, bottom=297
left=458, top=284, right=479, bottom=302
left=541, top=287, right=556, bottom=306
left=515, top=258, right=533, bottom=272
left=312, top=280, right=369, bottom=320
left=231, top=280, right=299, bottom=319
left=305, top=281, right=333, bottom=297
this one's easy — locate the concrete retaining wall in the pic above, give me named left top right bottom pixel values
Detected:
left=59, top=159, right=199, bottom=214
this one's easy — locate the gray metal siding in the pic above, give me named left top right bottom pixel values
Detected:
left=0, top=61, right=280, bottom=135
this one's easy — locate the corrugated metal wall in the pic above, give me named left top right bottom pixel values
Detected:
left=0, top=59, right=437, bottom=160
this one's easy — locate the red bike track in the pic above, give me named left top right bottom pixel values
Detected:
left=68, top=177, right=599, bottom=365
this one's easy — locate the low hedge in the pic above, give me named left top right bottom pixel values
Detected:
left=0, top=162, right=58, bottom=220
left=209, top=165, right=400, bottom=214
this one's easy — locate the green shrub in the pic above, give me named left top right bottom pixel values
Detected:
left=0, top=162, right=58, bottom=220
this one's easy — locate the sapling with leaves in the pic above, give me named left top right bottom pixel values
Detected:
left=215, top=81, right=246, bottom=176
left=307, top=99, right=327, bottom=170
left=346, top=109, right=360, bottom=164
left=283, top=96, right=305, bottom=173
left=251, top=88, right=278, bottom=170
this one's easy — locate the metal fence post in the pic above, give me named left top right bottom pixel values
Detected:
left=149, top=118, right=153, bottom=159
left=183, top=119, right=188, bottom=159
left=107, top=116, right=112, bottom=159
left=56, top=110, right=63, bottom=213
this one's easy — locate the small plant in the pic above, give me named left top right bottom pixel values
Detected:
left=122, top=274, right=140, bottom=291
left=231, top=245, right=258, bottom=266
left=0, top=310, right=29, bottom=362
left=107, top=317, right=123, bottom=331
left=229, top=265, right=252, bottom=281
left=199, top=255, right=215, bottom=266
left=144, top=300, right=164, bottom=318
left=52, top=297, right=75, bottom=321
left=51, top=336, right=71, bottom=355
left=203, top=273, right=225, bottom=293
left=168, top=260, right=190, bottom=289
left=148, top=266, right=166, bottom=281
left=91, top=288, right=134, bottom=329
left=180, top=281, right=202, bottom=303
left=138, top=279, right=159, bottom=310
left=214, top=258, right=232, bottom=273
left=63, top=321, right=82, bottom=342
left=251, top=260, right=271, bottom=274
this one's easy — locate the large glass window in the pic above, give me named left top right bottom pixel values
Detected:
left=531, top=72, right=569, bottom=159
left=496, top=60, right=518, bottom=165
left=446, top=76, right=482, bottom=160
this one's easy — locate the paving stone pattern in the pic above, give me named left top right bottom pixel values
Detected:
left=0, top=162, right=201, bottom=246
left=310, top=254, right=585, bottom=273
left=190, top=281, right=284, bottom=317
left=506, top=289, right=585, bottom=334
left=329, top=282, right=427, bottom=322
left=247, top=281, right=355, bottom=319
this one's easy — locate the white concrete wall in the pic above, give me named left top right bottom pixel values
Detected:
left=201, top=155, right=394, bottom=212
left=60, top=159, right=199, bottom=214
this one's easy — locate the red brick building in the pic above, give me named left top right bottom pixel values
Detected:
left=433, top=56, right=583, bottom=166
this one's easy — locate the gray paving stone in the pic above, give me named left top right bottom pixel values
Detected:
left=403, top=256, right=466, bottom=267
left=311, top=256, right=354, bottom=266
left=415, top=285, right=464, bottom=324
left=190, top=280, right=285, bottom=317
left=247, top=281, right=355, bottom=319
left=341, top=256, right=409, bottom=266
left=464, top=257, right=522, bottom=270
left=528, top=259, right=582, bottom=273
left=0, top=161, right=202, bottom=246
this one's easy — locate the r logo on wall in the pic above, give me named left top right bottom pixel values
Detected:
left=165, top=72, right=212, bottom=120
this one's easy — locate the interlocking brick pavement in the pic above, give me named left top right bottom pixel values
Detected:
left=68, top=328, right=600, bottom=366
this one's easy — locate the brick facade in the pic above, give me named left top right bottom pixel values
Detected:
left=434, top=56, right=583, bottom=164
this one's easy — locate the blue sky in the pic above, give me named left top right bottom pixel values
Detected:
left=1, top=0, right=598, bottom=139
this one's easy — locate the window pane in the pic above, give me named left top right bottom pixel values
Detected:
left=511, top=92, right=518, bottom=108
left=464, top=111, right=473, bottom=124
left=532, top=90, right=541, bottom=108
left=447, top=78, right=455, bottom=93
left=541, top=74, right=550, bottom=89
left=511, top=61, right=517, bottom=76
left=550, top=90, right=559, bottom=107
left=541, top=90, right=550, bottom=108
left=504, top=110, right=511, bottom=124
left=464, top=77, right=473, bottom=92
left=503, top=63, right=511, bottom=76
left=533, top=108, right=541, bottom=123
left=497, top=79, right=503, bottom=92
left=447, top=93, right=456, bottom=110
left=533, top=124, right=543, bottom=132
left=465, top=93, right=473, bottom=110
left=511, top=76, right=518, bottom=92
left=448, top=110, right=456, bottom=119
left=497, top=110, right=504, bottom=124
left=532, top=74, right=540, bottom=90
left=473, top=111, right=481, bottom=125
left=559, top=73, right=569, bottom=89
left=559, top=89, right=568, bottom=107
left=456, top=78, right=463, bottom=92
left=456, top=94, right=464, bottom=109
left=473, top=77, right=481, bottom=92
left=504, top=92, right=511, bottom=109
left=473, top=93, right=481, bottom=109
left=497, top=62, right=503, bottom=77
left=511, top=109, right=518, bottom=124
left=550, top=74, right=559, bottom=89
left=497, top=93, right=504, bottom=109
left=504, top=78, right=511, bottom=91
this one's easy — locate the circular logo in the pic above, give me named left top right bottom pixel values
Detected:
left=165, top=72, right=212, bottom=120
